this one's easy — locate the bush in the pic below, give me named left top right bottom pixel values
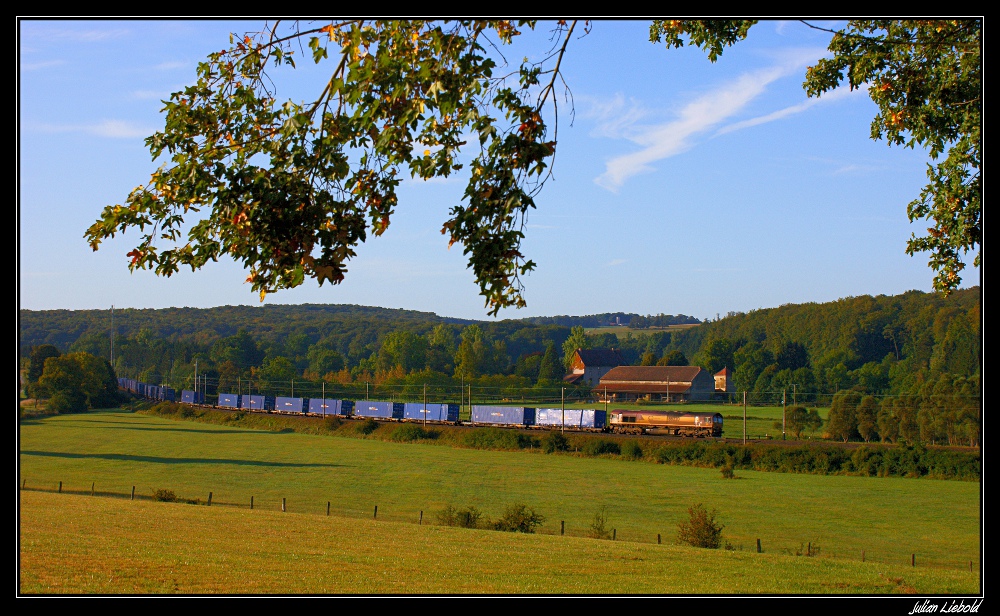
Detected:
left=492, top=503, right=545, bottom=533
left=356, top=418, right=379, bottom=435
left=581, top=439, right=620, bottom=456
left=465, top=427, right=535, bottom=450
left=47, top=390, right=88, bottom=414
left=153, top=489, right=177, bottom=502
left=677, top=504, right=724, bottom=549
left=542, top=431, right=569, bottom=453
left=437, top=505, right=485, bottom=529
left=620, top=440, right=643, bottom=460
left=720, top=465, right=736, bottom=479
left=589, top=507, right=612, bottom=539
left=390, top=424, right=437, bottom=442
left=180, top=405, right=196, bottom=418
left=322, top=415, right=343, bottom=430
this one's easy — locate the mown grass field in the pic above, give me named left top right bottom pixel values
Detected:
left=19, top=490, right=976, bottom=595
left=19, top=410, right=981, bottom=594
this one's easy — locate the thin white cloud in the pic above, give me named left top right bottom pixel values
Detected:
left=716, top=84, right=865, bottom=136
left=607, top=259, right=627, bottom=267
left=27, top=27, right=130, bottom=42
left=154, top=61, right=187, bottom=71
left=28, top=119, right=153, bottom=139
left=20, top=59, right=65, bottom=71
left=595, top=66, right=787, bottom=191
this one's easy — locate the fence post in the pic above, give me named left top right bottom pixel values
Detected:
left=912, top=554, right=915, bottom=567
left=657, top=534, right=661, bottom=545
left=327, top=502, right=331, bottom=516
left=207, top=492, right=212, bottom=506
left=613, top=529, right=616, bottom=541
left=251, top=496, right=254, bottom=510
left=21, top=479, right=25, bottom=489
left=282, top=497, right=286, bottom=512
left=807, top=542, right=811, bottom=556
left=91, top=482, right=95, bottom=496
left=419, top=511, right=423, bottom=525
left=374, top=505, right=378, bottom=519
left=862, top=550, right=865, bottom=562
left=560, top=521, right=564, bottom=536
left=58, top=481, right=62, bottom=493
left=131, top=486, right=135, bottom=501
left=756, top=539, right=761, bottom=553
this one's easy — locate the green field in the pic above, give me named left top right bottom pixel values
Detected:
left=19, top=410, right=981, bottom=594
left=584, top=324, right=701, bottom=338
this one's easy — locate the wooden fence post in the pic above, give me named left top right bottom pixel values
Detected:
left=282, top=497, right=286, bottom=512
left=58, top=481, right=62, bottom=493
left=862, top=550, right=865, bottom=562
left=912, top=553, right=915, bottom=567
left=419, top=511, right=423, bottom=525
left=91, top=482, right=95, bottom=496
left=560, top=521, right=564, bottom=535
left=657, top=534, right=661, bottom=545
left=21, top=479, right=25, bottom=489
left=613, top=529, right=616, bottom=541
left=374, top=505, right=378, bottom=519
left=207, top=492, right=212, bottom=506
left=807, top=542, right=811, bottom=556
left=756, top=539, right=762, bottom=553
left=250, top=496, right=254, bottom=510
left=327, top=502, right=331, bottom=516
left=131, top=486, right=135, bottom=500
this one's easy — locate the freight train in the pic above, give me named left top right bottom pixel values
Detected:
left=119, top=378, right=723, bottom=437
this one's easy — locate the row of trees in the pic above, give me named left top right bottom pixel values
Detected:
left=826, top=373, right=980, bottom=447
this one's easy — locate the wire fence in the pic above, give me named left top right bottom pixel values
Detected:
left=19, top=480, right=980, bottom=574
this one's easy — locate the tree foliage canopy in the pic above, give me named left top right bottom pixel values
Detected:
left=86, top=20, right=980, bottom=313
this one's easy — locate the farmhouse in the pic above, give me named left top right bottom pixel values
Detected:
left=714, top=367, right=735, bottom=394
left=594, top=365, right=716, bottom=402
left=563, top=348, right=626, bottom=387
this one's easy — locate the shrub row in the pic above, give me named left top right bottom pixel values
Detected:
left=139, top=406, right=979, bottom=480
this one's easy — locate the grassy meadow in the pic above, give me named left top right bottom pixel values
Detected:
left=19, top=410, right=981, bottom=594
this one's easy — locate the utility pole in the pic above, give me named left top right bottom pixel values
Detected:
left=743, top=391, right=747, bottom=445
left=782, top=389, right=786, bottom=440
left=561, top=387, right=565, bottom=433
left=423, top=383, right=427, bottom=427
left=322, top=382, right=326, bottom=417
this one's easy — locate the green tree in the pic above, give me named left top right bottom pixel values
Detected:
left=700, top=337, right=734, bottom=374
left=37, top=352, right=117, bottom=413
left=657, top=349, right=688, bottom=366
left=26, top=344, right=61, bottom=399
left=537, top=341, right=561, bottom=382
left=561, top=326, right=589, bottom=370
left=86, top=20, right=979, bottom=314
left=827, top=390, right=862, bottom=442
left=855, top=395, right=879, bottom=442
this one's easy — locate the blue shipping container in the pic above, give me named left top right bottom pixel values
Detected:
left=535, top=408, right=607, bottom=429
left=160, top=387, right=176, bottom=402
left=181, top=390, right=205, bottom=405
left=242, top=395, right=274, bottom=411
left=471, top=405, right=536, bottom=426
left=402, top=403, right=460, bottom=422
left=275, top=396, right=307, bottom=413
left=217, top=393, right=240, bottom=408
left=307, top=398, right=353, bottom=416
left=353, top=400, right=403, bottom=420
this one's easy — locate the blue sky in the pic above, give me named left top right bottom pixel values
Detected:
left=18, top=19, right=977, bottom=322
